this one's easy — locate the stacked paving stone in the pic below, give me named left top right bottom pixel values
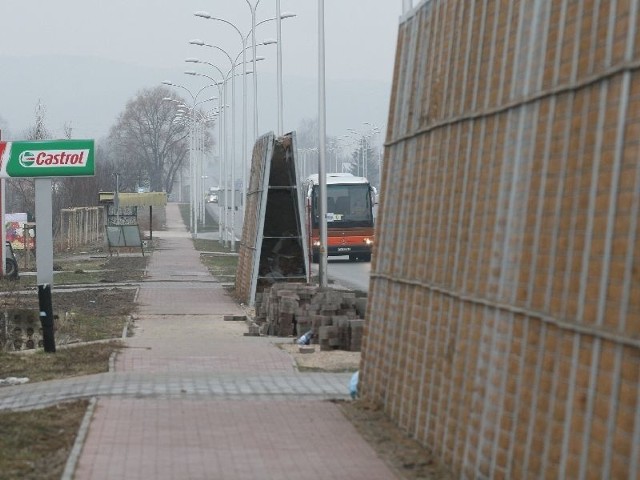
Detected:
left=1, top=309, right=41, bottom=351
left=254, top=283, right=365, bottom=351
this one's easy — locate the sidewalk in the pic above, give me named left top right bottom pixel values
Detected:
left=62, top=203, right=397, bottom=479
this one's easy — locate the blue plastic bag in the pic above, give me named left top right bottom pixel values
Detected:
left=349, top=371, right=359, bottom=399
left=297, top=330, right=313, bottom=345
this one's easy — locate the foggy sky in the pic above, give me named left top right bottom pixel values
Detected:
left=0, top=1, right=403, bottom=140
left=1, top=1, right=401, bottom=80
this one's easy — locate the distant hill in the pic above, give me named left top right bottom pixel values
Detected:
left=0, top=55, right=391, bottom=142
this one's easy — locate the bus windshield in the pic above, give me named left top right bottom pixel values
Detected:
left=312, top=184, right=373, bottom=228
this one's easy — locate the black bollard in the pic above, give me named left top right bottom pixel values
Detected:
left=38, top=284, right=56, bottom=353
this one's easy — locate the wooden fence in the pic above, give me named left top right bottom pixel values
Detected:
left=57, top=207, right=105, bottom=251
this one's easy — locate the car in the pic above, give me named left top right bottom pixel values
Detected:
left=206, top=192, right=218, bottom=203
left=4, top=241, right=18, bottom=279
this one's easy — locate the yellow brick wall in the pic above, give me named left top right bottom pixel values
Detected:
left=361, top=0, right=640, bottom=477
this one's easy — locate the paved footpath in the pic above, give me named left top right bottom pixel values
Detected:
left=0, top=203, right=397, bottom=479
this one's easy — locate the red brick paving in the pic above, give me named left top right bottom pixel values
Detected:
left=71, top=204, right=396, bottom=479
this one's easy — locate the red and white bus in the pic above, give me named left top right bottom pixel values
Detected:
left=304, top=173, right=376, bottom=262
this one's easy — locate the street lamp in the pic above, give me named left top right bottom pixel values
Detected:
left=194, top=11, right=296, bottom=205
left=186, top=53, right=236, bottom=250
left=242, top=11, right=296, bottom=136
left=244, top=0, right=260, bottom=143
left=195, top=12, right=250, bottom=239
left=185, top=68, right=233, bottom=249
left=161, top=81, right=216, bottom=239
left=318, top=0, right=328, bottom=288
left=177, top=73, right=226, bottom=246
left=185, top=61, right=259, bottom=252
left=188, top=43, right=266, bottom=223
left=274, top=7, right=298, bottom=134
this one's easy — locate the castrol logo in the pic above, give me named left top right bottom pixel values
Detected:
left=19, top=151, right=36, bottom=168
left=19, top=149, right=88, bottom=168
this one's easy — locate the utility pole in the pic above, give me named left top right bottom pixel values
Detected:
left=0, top=129, right=4, bottom=277
left=318, top=0, right=328, bottom=287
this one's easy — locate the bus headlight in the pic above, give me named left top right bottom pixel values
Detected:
left=313, top=240, right=321, bottom=247
left=364, top=238, right=373, bottom=246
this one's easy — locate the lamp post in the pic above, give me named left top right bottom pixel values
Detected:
left=185, top=63, right=259, bottom=252
left=162, top=80, right=216, bottom=239
left=193, top=12, right=295, bottom=219
left=244, top=0, right=261, bottom=141
left=318, top=0, right=328, bottom=288
left=186, top=53, right=236, bottom=250
left=276, top=0, right=283, bottom=134
left=172, top=76, right=226, bottom=245
left=190, top=37, right=274, bottom=219
left=195, top=12, right=249, bottom=239
left=184, top=68, right=233, bottom=250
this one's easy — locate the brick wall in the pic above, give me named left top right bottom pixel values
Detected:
left=361, top=1, right=640, bottom=478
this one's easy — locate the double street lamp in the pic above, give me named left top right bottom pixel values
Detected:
left=185, top=57, right=261, bottom=252
left=161, top=81, right=216, bottom=239
left=189, top=38, right=272, bottom=220
left=173, top=75, right=226, bottom=246
left=194, top=9, right=296, bottom=218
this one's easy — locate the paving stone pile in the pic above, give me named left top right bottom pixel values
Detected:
left=254, top=283, right=367, bottom=351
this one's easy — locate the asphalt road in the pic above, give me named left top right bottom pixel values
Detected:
left=310, top=257, right=372, bottom=293
left=205, top=202, right=372, bottom=293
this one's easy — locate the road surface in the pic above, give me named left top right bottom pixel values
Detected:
left=205, top=202, right=372, bottom=293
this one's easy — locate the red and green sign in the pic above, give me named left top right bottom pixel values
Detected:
left=0, top=139, right=95, bottom=178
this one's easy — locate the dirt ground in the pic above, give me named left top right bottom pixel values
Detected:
left=277, top=342, right=361, bottom=371
left=2, top=248, right=452, bottom=479
left=1, top=254, right=145, bottom=313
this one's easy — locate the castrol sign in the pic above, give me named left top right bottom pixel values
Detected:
left=0, top=139, right=94, bottom=178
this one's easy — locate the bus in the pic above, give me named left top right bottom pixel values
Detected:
left=304, top=173, right=376, bottom=262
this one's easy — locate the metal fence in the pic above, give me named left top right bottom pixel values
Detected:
left=362, top=0, right=640, bottom=478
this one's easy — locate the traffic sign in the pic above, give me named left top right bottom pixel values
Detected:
left=0, top=139, right=95, bottom=178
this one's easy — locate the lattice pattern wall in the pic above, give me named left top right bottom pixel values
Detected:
left=361, top=1, right=640, bottom=478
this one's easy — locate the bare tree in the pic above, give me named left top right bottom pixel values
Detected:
left=108, top=86, right=214, bottom=194
left=0, top=115, right=12, bottom=140
left=296, top=117, right=319, bottom=149
left=6, top=100, right=51, bottom=218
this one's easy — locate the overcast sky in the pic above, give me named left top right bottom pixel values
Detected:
left=0, top=1, right=403, bottom=139
left=0, top=0, right=401, bottom=80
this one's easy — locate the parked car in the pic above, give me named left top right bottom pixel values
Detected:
left=206, top=187, right=219, bottom=203
left=4, top=241, right=18, bottom=279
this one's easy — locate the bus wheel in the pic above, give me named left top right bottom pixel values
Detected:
left=5, top=258, right=18, bottom=279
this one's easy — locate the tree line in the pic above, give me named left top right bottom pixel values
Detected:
left=1, top=86, right=381, bottom=235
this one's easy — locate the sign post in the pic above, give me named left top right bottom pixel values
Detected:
left=0, top=139, right=95, bottom=352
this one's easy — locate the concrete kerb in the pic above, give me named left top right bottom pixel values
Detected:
left=63, top=310, right=132, bottom=479
left=61, top=397, right=97, bottom=480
